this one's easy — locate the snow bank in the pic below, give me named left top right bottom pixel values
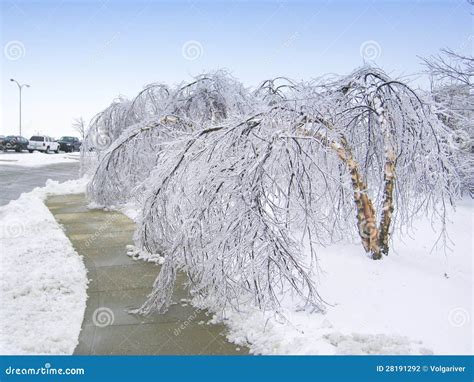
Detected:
left=0, top=178, right=88, bottom=354
left=0, top=152, right=79, bottom=167
left=202, top=200, right=473, bottom=355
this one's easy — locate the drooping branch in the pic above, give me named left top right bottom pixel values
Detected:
left=87, top=115, right=190, bottom=206
left=82, top=67, right=463, bottom=317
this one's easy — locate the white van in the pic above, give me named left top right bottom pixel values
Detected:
left=28, top=136, right=60, bottom=153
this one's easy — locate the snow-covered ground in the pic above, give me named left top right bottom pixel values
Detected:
left=0, top=152, right=80, bottom=167
left=0, top=178, right=88, bottom=354
left=118, top=196, right=472, bottom=355
left=0, top=172, right=470, bottom=355
left=201, top=199, right=473, bottom=355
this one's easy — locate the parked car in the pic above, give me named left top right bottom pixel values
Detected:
left=57, top=136, right=81, bottom=152
left=28, top=135, right=59, bottom=153
left=2, top=135, right=29, bottom=152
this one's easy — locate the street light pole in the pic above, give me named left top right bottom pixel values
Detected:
left=10, top=79, right=30, bottom=136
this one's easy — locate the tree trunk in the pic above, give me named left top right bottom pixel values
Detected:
left=377, top=153, right=396, bottom=256
left=297, top=124, right=383, bottom=260
left=338, top=138, right=381, bottom=260
left=375, top=97, right=396, bottom=257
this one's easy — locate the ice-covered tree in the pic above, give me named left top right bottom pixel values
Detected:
left=83, top=68, right=462, bottom=316
left=72, top=117, right=87, bottom=140
left=421, top=48, right=473, bottom=194
left=85, top=71, right=257, bottom=205
left=86, top=116, right=192, bottom=205
left=134, top=115, right=326, bottom=313
left=288, top=68, right=461, bottom=259
left=170, top=71, right=256, bottom=123
left=421, top=48, right=473, bottom=89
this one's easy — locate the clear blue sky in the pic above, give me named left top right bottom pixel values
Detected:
left=1, top=0, right=472, bottom=137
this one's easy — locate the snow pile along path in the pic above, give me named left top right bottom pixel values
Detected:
left=0, top=152, right=80, bottom=167
left=0, top=178, right=88, bottom=354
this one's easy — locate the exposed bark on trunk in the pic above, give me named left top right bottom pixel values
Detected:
left=375, top=97, right=396, bottom=258
left=338, top=137, right=381, bottom=260
left=378, top=151, right=396, bottom=256
left=297, top=123, right=382, bottom=260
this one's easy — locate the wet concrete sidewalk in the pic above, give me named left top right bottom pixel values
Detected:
left=46, top=194, right=246, bottom=355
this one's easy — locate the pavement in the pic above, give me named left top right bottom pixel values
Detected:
left=0, top=162, right=80, bottom=206
left=46, top=193, right=247, bottom=355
